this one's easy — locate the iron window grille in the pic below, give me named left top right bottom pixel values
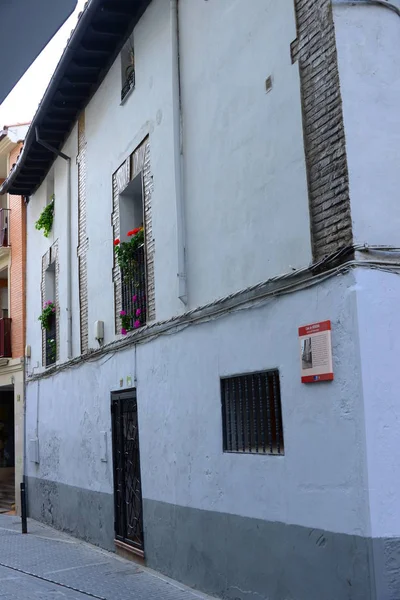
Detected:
left=45, top=313, right=56, bottom=367
left=121, top=243, right=147, bottom=328
left=221, top=370, right=284, bottom=455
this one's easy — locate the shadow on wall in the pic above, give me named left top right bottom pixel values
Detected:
left=0, top=392, right=14, bottom=468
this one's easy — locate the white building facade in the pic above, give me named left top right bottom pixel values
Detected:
left=2, top=1, right=400, bottom=598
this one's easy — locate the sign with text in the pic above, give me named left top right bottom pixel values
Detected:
left=298, top=320, right=334, bottom=383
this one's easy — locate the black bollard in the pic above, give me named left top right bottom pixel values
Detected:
left=20, top=482, right=27, bottom=534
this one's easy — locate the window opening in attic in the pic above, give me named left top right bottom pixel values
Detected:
left=121, top=34, right=135, bottom=103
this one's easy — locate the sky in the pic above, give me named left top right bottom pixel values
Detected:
left=0, top=0, right=87, bottom=127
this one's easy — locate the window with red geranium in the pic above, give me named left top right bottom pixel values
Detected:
left=115, top=173, right=147, bottom=334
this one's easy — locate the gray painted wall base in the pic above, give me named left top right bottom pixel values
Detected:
left=26, top=478, right=399, bottom=600
left=26, top=476, right=115, bottom=551
left=143, top=499, right=374, bottom=600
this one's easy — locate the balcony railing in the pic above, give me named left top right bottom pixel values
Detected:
left=121, top=244, right=147, bottom=330
left=0, top=318, right=11, bottom=358
left=45, top=314, right=56, bottom=366
left=0, top=209, right=10, bottom=248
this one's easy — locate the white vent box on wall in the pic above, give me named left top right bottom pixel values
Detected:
left=95, top=320, right=104, bottom=342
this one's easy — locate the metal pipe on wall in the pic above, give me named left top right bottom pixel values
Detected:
left=66, top=159, right=72, bottom=359
left=171, top=0, right=188, bottom=305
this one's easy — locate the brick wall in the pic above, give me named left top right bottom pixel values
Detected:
left=9, top=143, right=26, bottom=359
left=77, top=112, right=89, bottom=354
left=292, top=0, right=353, bottom=260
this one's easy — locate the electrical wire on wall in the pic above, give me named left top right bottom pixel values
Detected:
left=26, top=244, right=400, bottom=382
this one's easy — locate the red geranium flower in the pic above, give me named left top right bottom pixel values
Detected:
left=127, top=227, right=143, bottom=237
left=114, top=238, right=120, bottom=246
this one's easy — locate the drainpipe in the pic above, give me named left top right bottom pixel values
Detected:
left=35, top=128, right=73, bottom=359
left=171, top=0, right=188, bottom=305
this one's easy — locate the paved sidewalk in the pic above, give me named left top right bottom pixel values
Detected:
left=0, top=515, right=212, bottom=600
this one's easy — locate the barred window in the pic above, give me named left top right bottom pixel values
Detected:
left=121, top=34, right=135, bottom=103
left=221, top=370, right=284, bottom=455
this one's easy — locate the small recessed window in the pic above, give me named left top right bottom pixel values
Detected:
left=121, top=34, right=135, bottom=103
left=44, top=262, right=56, bottom=367
left=221, top=370, right=284, bottom=455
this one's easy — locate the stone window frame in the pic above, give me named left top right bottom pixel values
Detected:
left=112, top=137, right=155, bottom=334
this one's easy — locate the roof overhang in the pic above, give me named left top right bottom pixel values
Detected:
left=0, top=0, right=78, bottom=104
left=0, top=0, right=151, bottom=198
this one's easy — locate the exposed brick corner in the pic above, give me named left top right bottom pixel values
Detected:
left=293, top=0, right=353, bottom=261
left=77, top=111, right=89, bottom=354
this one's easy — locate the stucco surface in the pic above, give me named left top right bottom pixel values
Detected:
left=334, top=3, right=400, bottom=246
left=26, top=271, right=368, bottom=537
left=355, top=268, right=400, bottom=539
left=179, top=0, right=311, bottom=307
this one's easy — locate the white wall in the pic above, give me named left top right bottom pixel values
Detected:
left=356, top=268, right=400, bottom=539
left=26, top=0, right=312, bottom=364
left=334, top=3, right=400, bottom=246
left=25, top=272, right=369, bottom=536
left=1, top=287, right=8, bottom=311
left=84, top=0, right=183, bottom=335
left=179, top=0, right=312, bottom=307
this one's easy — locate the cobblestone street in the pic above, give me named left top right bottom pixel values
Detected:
left=0, top=515, right=212, bottom=600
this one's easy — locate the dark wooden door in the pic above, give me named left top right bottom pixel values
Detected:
left=111, top=390, right=144, bottom=553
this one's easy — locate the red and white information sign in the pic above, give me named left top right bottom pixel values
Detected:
left=298, top=320, right=334, bottom=383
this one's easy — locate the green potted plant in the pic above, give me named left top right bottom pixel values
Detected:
left=38, top=301, right=56, bottom=330
left=35, top=195, right=55, bottom=238
left=114, top=226, right=144, bottom=273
